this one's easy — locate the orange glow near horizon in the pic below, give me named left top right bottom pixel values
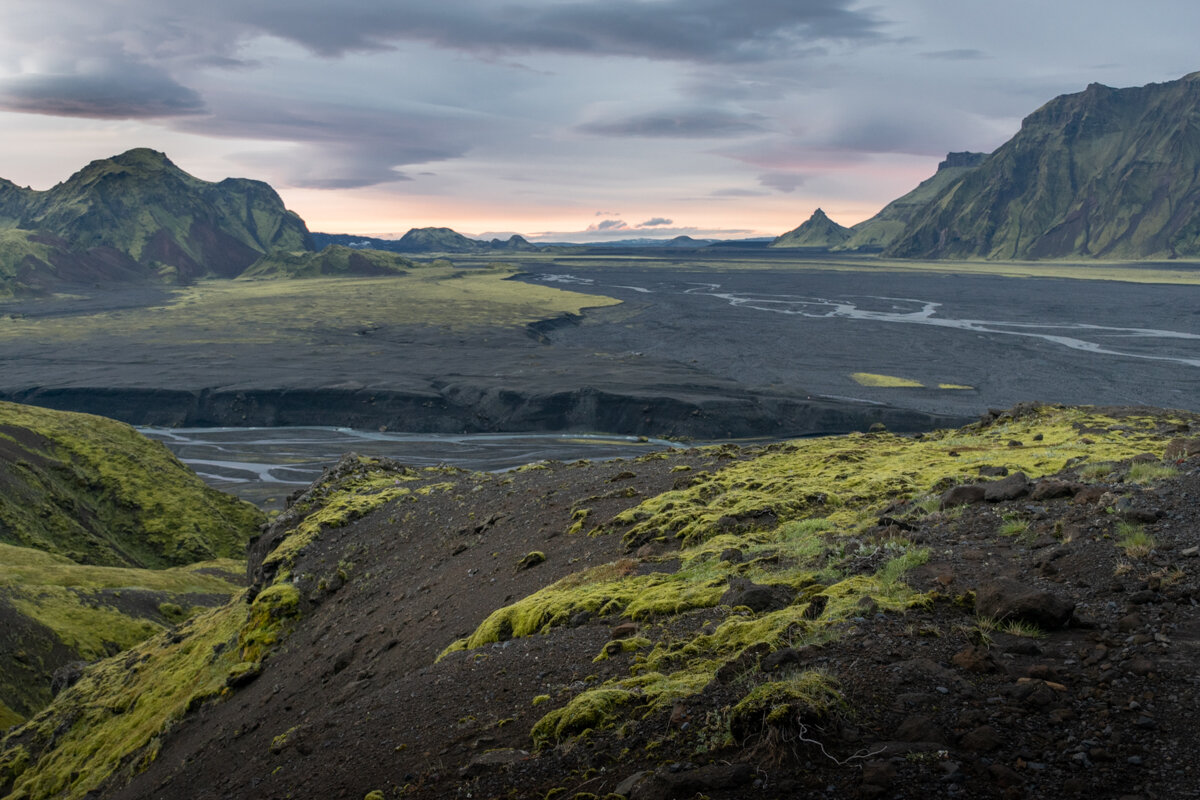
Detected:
left=276, top=154, right=940, bottom=240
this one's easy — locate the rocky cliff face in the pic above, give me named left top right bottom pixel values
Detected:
left=886, top=73, right=1200, bottom=259
left=0, top=149, right=313, bottom=293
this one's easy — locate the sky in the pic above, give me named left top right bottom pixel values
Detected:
left=0, top=1, right=1197, bottom=243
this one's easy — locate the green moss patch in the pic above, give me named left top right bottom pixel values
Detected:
left=0, top=601, right=252, bottom=800
left=610, top=406, right=1174, bottom=547
left=851, top=372, right=925, bottom=388
left=0, top=401, right=263, bottom=568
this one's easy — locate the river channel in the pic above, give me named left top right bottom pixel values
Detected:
left=140, top=426, right=688, bottom=509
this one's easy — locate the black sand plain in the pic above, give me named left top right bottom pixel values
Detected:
left=1, top=251, right=1197, bottom=438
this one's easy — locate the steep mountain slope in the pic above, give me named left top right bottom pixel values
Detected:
left=0, top=401, right=262, bottom=568
left=4, top=405, right=1198, bottom=800
left=0, top=149, right=312, bottom=293
left=0, top=401, right=262, bottom=728
left=887, top=73, right=1200, bottom=259
left=836, top=152, right=987, bottom=252
left=770, top=208, right=851, bottom=248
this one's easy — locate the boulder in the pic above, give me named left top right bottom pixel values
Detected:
left=629, top=764, right=754, bottom=800
left=975, top=578, right=1075, bottom=628
left=984, top=471, right=1030, bottom=502
left=721, top=578, right=792, bottom=613
left=1164, top=437, right=1200, bottom=462
left=940, top=484, right=986, bottom=509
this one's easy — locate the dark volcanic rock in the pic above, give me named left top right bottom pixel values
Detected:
left=630, top=763, right=755, bottom=800
left=984, top=471, right=1030, bottom=502
left=975, top=578, right=1075, bottom=628
left=1164, top=436, right=1200, bottom=462
left=941, top=484, right=986, bottom=509
left=721, top=578, right=792, bottom=613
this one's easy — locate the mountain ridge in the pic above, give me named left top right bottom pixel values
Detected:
left=884, top=73, right=1200, bottom=259
left=0, top=149, right=313, bottom=294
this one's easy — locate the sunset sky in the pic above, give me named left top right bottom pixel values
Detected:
left=0, top=1, right=1196, bottom=242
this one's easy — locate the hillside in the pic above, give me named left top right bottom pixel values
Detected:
left=835, top=152, right=987, bottom=252
left=886, top=73, right=1200, bottom=259
left=770, top=208, right=852, bottom=249
left=0, top=401, right=261, bottom=568
left=0, top=401, right=262, bottom=728
left=3, top=404, right=1198, bottom=799
left=0, top=149, right=312, bottom=294
left=239, top=245, right=417, bottom=279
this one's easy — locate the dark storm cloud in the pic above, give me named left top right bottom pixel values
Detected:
left=176, top=95, right=481, bottom=188
left=0, top=65, right=205, bottom=119
left=230, top=0, right=885, bottom=63
left=576, top=110, right=766, bottom=138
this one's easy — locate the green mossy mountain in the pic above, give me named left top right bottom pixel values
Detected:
left=239, top=245, right=416, bottom=279
left=886, top=73, right=1200, bottom=259
left=0, top=401, right=263, bottom=568
left=834, top=153, right=987, bottom=252
left=770, top=208, right=851, bottom=249
left=0, top=149, right=312, bottom=294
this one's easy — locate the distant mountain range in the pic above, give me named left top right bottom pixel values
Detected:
left=310, top=231, right=738, bottom=252
left=312, top=229, right=538, bottom=254
left=5, top=70, right=1200, bottom=296
left=774, top=72, right=1200, bottom=260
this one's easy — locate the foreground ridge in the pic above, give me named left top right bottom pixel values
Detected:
left=2, top=403, right=1199, bottom=799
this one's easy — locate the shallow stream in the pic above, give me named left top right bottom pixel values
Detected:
left=140, top=426, right=686, bottom=509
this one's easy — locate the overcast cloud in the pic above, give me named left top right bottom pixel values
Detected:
left=0, top=1, right=1197, bottom=240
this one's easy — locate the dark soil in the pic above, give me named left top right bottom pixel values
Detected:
left=99, top=421, right=1200, bottom=800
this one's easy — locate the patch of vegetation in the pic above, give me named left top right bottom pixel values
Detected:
left=0, top=401, right=263, bottom=568
left=608, top=406, right=1169, bottom=548
left=729, top=669, right=844, bottom=741
left=0, top=601, right=253, bottom=800
left=851, top=373, right=924, bottom=388
left=997, top=513, right=1030, bottom=538
left=1127, top=462, right=1179, bottom=484
left=531, top=689, right=637, bottom=748
left=1115, top=521, right=1156, bottom=558
left=0, top=266, right=621, bottom=348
